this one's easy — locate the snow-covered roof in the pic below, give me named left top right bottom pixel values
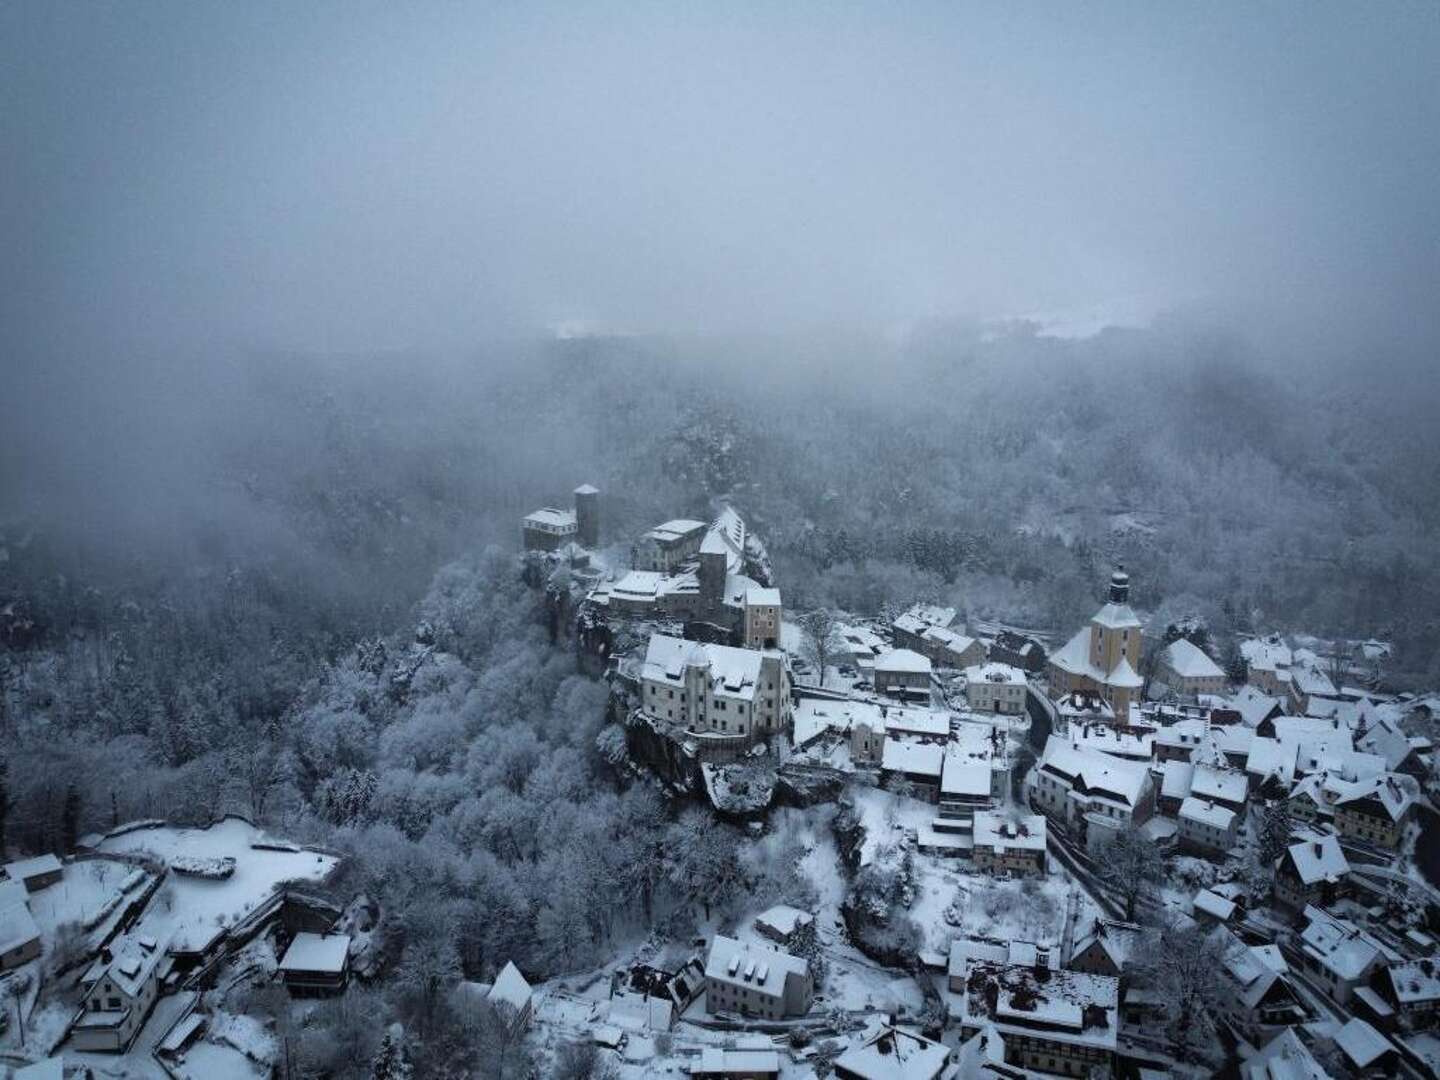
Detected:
left=972, top=812, right=1045, bottom=852
left=1193, top=888, right=1237, bottom=921
left=882, top=737, right=945, bottom=779
left=1230, top=685, right=1285, bottom=728
left=1037, top=736, right=1151, bottom=809
left=523, top=507, right=577, bottom=529
left=1239, top=1028, right=1327, bottom=1080
left=1107, top=654, right=1143, bottom=689
left=876, top=648, right=932, bottom=675
left=13, top=1061, right=63, bottom=1080
left=754, top=905, right=812, bottom=938
left=1160, top=638, right=1224, bottom=680
left=901, top=603, right=957, bottom=630
left=573, top=483, right=599, bottom=495
left=1070, top=919, right=1146, bottom=971
left=0, top=898, right=40, bottom=956
left=279, top=932, right=351, bottom=975
left=613, top=570, right=665, bottom=600
left=1384, top=959, right=1440, bottom=1005
left=0, top=879, right=26, bottom=910
left=1160, top=760, right=1195, bottom=800
left=641, top=634, right=767, bottom=702
left=1048, top=627, right=1099, bottom=679
left=1068, top=724, right=1152, bottom=760
left=1091, top=602, right=1141, bottom=630
left=1190, top=764, right=1248, bottom=805
left=1298, top=905, right=1393, bottom=981
left=1334, top=1018, right=1395, bottom=1068
left=1331, top=772, right=1417, bottom=822
left=704, top=934, right=807, bottom=997
left=1284, top=836, right=1349, bottom=886
left=1354, top=710, right=1412, bottom=769
left=1180, top=798, right=1235, bottom=831
left=85, top=931, right=171, bottom=998
left=745, top=586, right=781, bottom=607
left=918, top=624, right=979, bottom=657
left=1240, top=635, right=1292, bottom=672
left=964, top=662, right=1026, bottom=686
left=487, top=960, right=533, bottom=1014
left=2, top=853, right=63, bottom=883
left=1291, top=663, right=1338, bottom=698
left=885, top=706, right=951, bottom=738
left=1245, top=737, right=1297, bottom=785
left=690, top=1049, right=781, bottom=1075
left=644, top=518, right=706, bottom=543
left=833, top=1025, right=951, bottom=1080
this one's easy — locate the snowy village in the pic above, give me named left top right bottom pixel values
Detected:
left=4, top=482, right=1436, bottom=1080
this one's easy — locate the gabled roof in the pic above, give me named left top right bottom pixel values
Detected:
left=1037, top=735, right=1151, bottom=809
left=1069, top=919, right=1146, bottom=971
left=1240, top=635, right=1292, bottom=672
left=1283, top=835, right=1349, bottom=886
left=1238, top=1028, right=1327, bottom=1080
left=1161, top=638, right=1225, bottom=680
left=1108, top=654, right=1143, bottom=689
left=487, top=960, right=533, bottom=1014
left=1384, top=959, right=1440, bottom=1005
left=1298, top=905, right=1393, bottom=981
left=0, top=899, right=40, bottom=956
left=1190, top=764, right=1248, bottom=805
left=833, top=1024, right=952, bottom=1080
left=1331, top=772, right=1417, bottom=822
left=1333, top=1018, right=1395, bottom=1068
left=882, top=737, right=945, bottom=779
left=704, top=934, right=807, bottom=996
left=876, top=648, right=932, bottom=675
left=1180, top=798, right=1235, bottom=831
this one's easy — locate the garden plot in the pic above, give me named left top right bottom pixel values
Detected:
left=27, top=858, right=153, bottom=944
left=98, top=818, right=337, bottom=954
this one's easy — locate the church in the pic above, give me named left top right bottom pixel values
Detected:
left=1046, top=567, right=1145, bottom=719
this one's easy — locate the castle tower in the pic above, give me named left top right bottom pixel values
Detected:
left=574, top=484, right=600, bottom=548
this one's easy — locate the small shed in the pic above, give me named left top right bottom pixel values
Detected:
left=2, top=854, right=64, bottom=893
left=278, top=932, right=351, bottom=996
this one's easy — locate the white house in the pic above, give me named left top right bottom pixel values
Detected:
left=964, top=662, right=1028, bottom=715
left=1177, top=797, right=1239, bottom=856
left=1157, top=639, right=1227, bottom=698
left=72, top=933, right=173, bottom=1052
left=1293, top=905, right=1396, bottom=1006
left=641, top=634, right=792, bottom=741
left=1025, top=735, right=1156, bottom=846
left=874, top=649, right=933, bottom=700
left=834, top=1025, right=952, bottom=1080
left=703, top=935, right=812, bottom=1020
left=487, top=960, right=534, bottom=1029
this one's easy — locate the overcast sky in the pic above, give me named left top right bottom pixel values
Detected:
left=3, top=1, right=1437, bottom=356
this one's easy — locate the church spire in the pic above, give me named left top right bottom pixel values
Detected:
left=1109, top=565, right=1130, bottom=604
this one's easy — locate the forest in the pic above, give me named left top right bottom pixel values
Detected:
left=3, top=321, right=1439, bottom=1072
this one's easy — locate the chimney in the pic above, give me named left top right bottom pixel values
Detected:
left=1313, top=842, right=1322, bottom=858
left=101, top=947, right=113, bottom=964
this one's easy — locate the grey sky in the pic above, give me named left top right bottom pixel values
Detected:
left=3, top=1, right=1437, bottom=355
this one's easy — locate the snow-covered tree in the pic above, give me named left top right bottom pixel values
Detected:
left=1096, top=827, right=1164, bottom=922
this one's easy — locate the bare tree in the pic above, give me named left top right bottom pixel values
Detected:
left=1096, top=826, right=1164, bottom=921
left=1130, top=923, right=1233, bottom=1066
left=800, top=608, right=841, bottom=687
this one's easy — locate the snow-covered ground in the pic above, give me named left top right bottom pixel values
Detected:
left=98, top=818, right=337, bottom=953
left=27, top=858, right=154, bottom=946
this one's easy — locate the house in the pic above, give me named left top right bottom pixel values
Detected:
left=72, top=933, right=173, bottom=1052
left=753, top=905, right=813, bottom=946
left=1274, top=835, right=1350, bottom=911
left=703, top=935, right=812, bottom=1020
left=939, top=724, right=1009, bottom=821
left=0, top=895, right=42, bottom=971
left=641, top=634, right=792, bottom=742
left=1053, top=692, right=1114, bottom=737
left=949, top=939, right=1120, bottom=1078
left=1378, top=958, right=1440, bottom=1027
left=520, top=506, right=578, bottom=552
left=277, top=932, right=351, bottom=996
left=1331, top=773, right=1415, bottom=850
left=1352, top=708, right=1415, bottom=773
left=1189, top=763, right=1248, bottom=814
left=1240, top=635, right=1294, bottom=698
left=882, top=737, right=946, bottom=799
left=1156, top=761, right=1194, bottom=817
left=1238, top=1028, right=1329, bottom=1080
left=990, top=629, right=1047, bottom=674
left=834, top=1025, right=952, bottom=1080
left=874, top=649, right=933, bottom=700
left=849, top=703, right=951, bottom=766
left=892, top=609, right=986, bottom=671
left=689, top=1047, right=781, bottom=1080
left=487, top=961, right=534, bottom=1028
left=612, top=955, right=707, bottom=1019
left=2, top=854, right=64, bottom=893
left=1288, top=662, right=1339, bottom=716
left=1157, top=638, right=1227, bottom=698
left=1192, top=888, right=1239, bottom=925
left=970, top=812, right=1046, bottom=877
left=834, top=623, right=887, bottom=672
left=1330, top=1018, right=1400, bottom=1078
left=1210, top=926, right=1307, bottom=1035
left=742, top=587, right=782, bottom=650
left=1245, top=737, right=1297, bottom=796
left=1046, top=567, right=1145, bottom=719
left=635, top=518, right=708, bottom=573
left=1068, top=919, right=1147, bottom=979
left=1293, top=905, right=1395, bottom=1006
left=1152, top=718, right=1208, bottom=763
left=1024, top=735, right=1155, bottom=849
left=964, top=662, right=1028, bottom=715
left=1230, top=684, right=1287, bottom=730
left=1177, top=797, right=1238, bottom=856
left=1066, top=723, right=1152, bottom=764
